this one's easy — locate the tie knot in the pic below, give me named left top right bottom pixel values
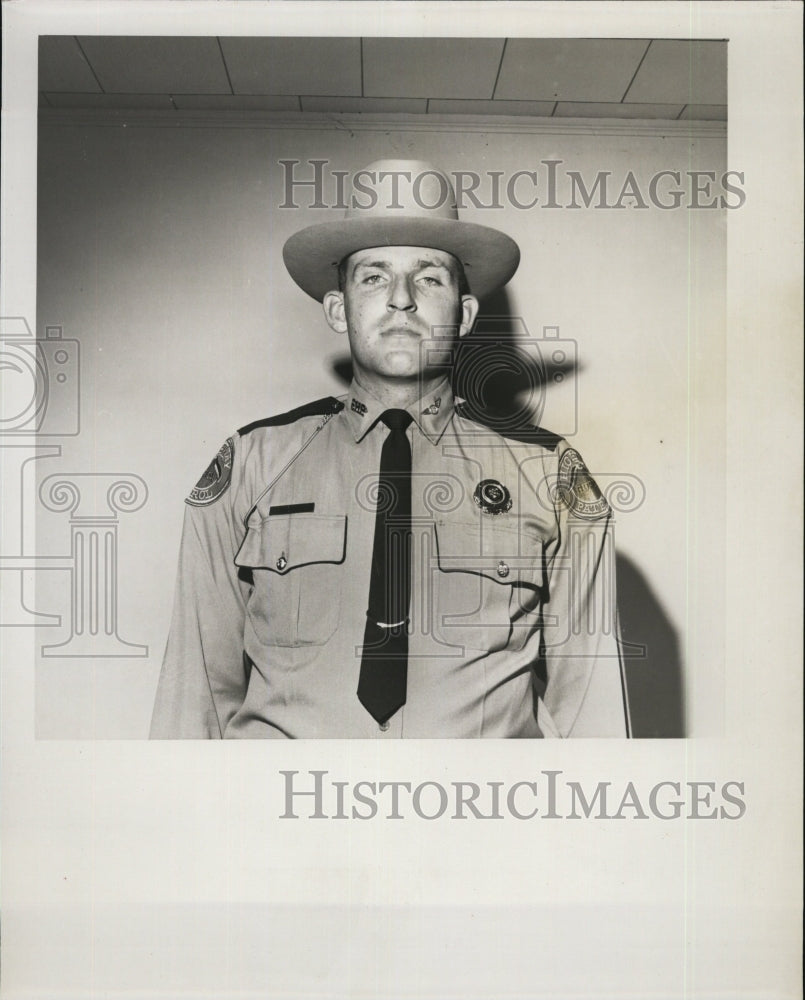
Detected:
left=380, top=409, right=413, bottom=433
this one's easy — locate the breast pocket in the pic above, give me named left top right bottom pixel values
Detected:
left=235, top=514, right=347, bottom=647
left=432, top=520, right=544, bottom=654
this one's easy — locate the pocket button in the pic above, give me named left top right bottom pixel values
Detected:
left=496, top=561, right=510, bottom=579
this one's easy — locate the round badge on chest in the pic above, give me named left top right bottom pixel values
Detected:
left=473, top=479, right=512, bottom=515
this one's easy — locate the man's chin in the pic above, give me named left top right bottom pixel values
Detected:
left=380, top=365, right=452, bottom=389
left=381, top=352, right=421, bottom=378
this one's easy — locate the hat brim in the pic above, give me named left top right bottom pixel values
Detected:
left=283, top=216, right=520, bottom=302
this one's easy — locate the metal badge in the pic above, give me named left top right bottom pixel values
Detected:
left=473, top=479, right=512, bottom=515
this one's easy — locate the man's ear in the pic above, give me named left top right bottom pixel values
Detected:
left=458, top=295, right=479, bottom=339
left=323, top=291, right=348, bottom=334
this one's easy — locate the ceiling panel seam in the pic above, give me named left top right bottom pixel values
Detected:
left=490, top=38, right=507, bottom=100
left=74, top=36, right=106, bottom=94
left=216, top=37, right=235, bottom=96
left=620, top=39, right=653, bottom=103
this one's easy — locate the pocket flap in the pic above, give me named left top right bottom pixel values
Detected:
left=235, top=513, right=347, bottom=574
left=434, top=519, right=541, bottom=584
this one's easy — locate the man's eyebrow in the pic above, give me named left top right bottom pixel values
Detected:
left=415, top=257, right=451, bottom=271
left=352, top=259, right=392, bottom=272
left=352, top=257, right=452, bottom=271
left=350, top=256, right=455, bottom=280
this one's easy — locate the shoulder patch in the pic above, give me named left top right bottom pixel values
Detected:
left=186, top=438, right=234, bottom=507
left=557, top=448, right=610, bottom=519
left=454, top=402, right=562, bottom=450
left=238, top=396, right=344, bottom=436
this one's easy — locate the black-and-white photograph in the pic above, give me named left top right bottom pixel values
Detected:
left=1, top=3, right=801, bottom=998
left=30, top=33, right=730, bottom=740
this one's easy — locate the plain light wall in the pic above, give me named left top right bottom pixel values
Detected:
left=34, top=114, right=726, bottom=737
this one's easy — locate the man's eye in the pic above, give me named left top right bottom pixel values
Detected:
left=362, top=273, right=384, bottom=285
left=419, top=275, right=442, bottom=286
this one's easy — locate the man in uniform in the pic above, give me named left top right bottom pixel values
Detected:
left=150, top=159, right=630, bottom=739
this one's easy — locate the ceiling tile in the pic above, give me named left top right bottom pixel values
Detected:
left=428, top=98, right=555, bottom=116
left=77, top=36, right=230, bottom=94
left=625, top=40, right=727, bottom=105
left=301, top=96, right=427, bottom=114
left=39, top=36, right=102, bottom=93
left=363, top=38, right=504, bottom=99
left=45, top=93, right=176, bottom=110
left=173, top=94, right=301, bottom=111
left=678, top=103, right=727, bottom=121
left=220, top=37, right=361, bottom=96
left=555, top=101, right=684, bottom=120
left=496, top=39, right=649, bottom=102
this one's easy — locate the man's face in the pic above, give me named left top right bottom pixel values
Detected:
left=323, top=245, right=478, bottom=388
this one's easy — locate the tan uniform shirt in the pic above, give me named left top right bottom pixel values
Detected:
left=150, top=379, right=629, bottom=738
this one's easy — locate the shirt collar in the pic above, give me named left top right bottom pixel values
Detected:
left=343, top=378, right=455, bottom=446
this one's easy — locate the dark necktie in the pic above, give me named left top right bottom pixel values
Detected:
left=357, top=408, right=413, bottom=724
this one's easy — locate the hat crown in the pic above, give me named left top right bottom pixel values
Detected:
left=345, top=159, right=459, bottom=222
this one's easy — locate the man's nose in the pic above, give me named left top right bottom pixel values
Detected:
left=387, top=275, right=416, bottom=311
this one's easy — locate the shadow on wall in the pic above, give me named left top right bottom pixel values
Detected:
left=617, top=553, right=685, bottom=737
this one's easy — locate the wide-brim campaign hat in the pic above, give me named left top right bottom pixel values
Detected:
left=283, top=159, right=520, bottom=301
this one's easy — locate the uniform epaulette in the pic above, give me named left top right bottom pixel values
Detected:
left=238, top=396, right=345, bottom=436
left=454, top=402, right=562, bottom=451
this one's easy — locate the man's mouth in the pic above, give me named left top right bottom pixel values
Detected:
left=382, top=325, right=421, bottom=338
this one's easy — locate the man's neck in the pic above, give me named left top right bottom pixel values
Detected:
left=354, top=373, right=447, bottom=411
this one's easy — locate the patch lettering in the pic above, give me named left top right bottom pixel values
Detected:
left=351, top=399, right=368, bottom=416
left=186, top=438, right=234, bottom=507
left=557, top=448, right=610, bottom=519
